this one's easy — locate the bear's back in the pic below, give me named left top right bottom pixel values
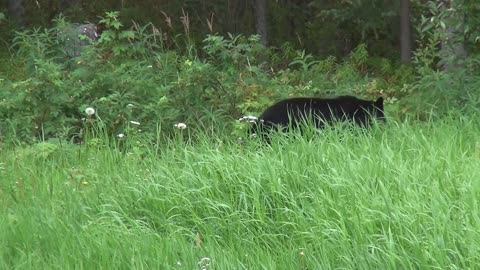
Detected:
left=258, top=95, right=372, bottom=123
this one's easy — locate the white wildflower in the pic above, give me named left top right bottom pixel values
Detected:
left=85, top=107, right=95, bottom=116
left=129, top=121, right=140, bottom=125
left=117, top=133, right=125, bottom=138
left=174, top=123, right=187, bottom=130
left=197, top=257, right=211, bottom=270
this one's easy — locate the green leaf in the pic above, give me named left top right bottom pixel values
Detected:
left=98, top=30, right=116, bottom=43
left=158, top=96, right=169, bottom=105
left=440, top=21, right=446, bottom=30
left=112, top=21, right=123, bottom=30
left=119, top=31, right=136, bottom=39
left=112, top=44, right=129, bottom=55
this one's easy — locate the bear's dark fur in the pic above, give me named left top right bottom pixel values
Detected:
left=250, top=95, right=385, bottom=139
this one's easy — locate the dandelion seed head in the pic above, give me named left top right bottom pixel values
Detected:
left=174, top=123, right=187, bottom=130
left=85, top=107, right=95, bottom=116
left=197, top=257, right=211, bottom=270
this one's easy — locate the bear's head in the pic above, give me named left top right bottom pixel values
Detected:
left=355, top=97, right=385, bottom=127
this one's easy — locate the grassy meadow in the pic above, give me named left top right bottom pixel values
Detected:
left=1, top=115, right=480, bottom=269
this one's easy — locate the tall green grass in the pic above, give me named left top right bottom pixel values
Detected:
left=1, top=115, right=480, bottom=269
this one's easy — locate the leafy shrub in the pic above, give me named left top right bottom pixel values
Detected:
left=400, top=1, right=480, bottom=118
left=0, top=13, right=277, bottom=143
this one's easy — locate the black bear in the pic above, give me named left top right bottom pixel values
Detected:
left=250, top=95, right=385, bottom=140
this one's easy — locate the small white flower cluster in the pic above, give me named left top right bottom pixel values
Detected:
left=174, top=123, right=187, bottom=130
left=238, top=115, right=258, bottom=123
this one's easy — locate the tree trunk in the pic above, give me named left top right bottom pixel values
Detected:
left=60, top=0, right=81, bottom=11
left=253, top=0, right=268, bottom=46
left=400, top=0, right=411, bottom=64
left=233, top=0, right=247, bottom=34
left=7, top=0, right=25, bottom=27
left=440, top=0, right=465, bottom=72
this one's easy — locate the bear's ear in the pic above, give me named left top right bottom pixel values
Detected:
left=375, top=97, right=384, bottom=110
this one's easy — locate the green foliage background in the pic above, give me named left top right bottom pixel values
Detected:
left=0, top=1, right=479, bottom=143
